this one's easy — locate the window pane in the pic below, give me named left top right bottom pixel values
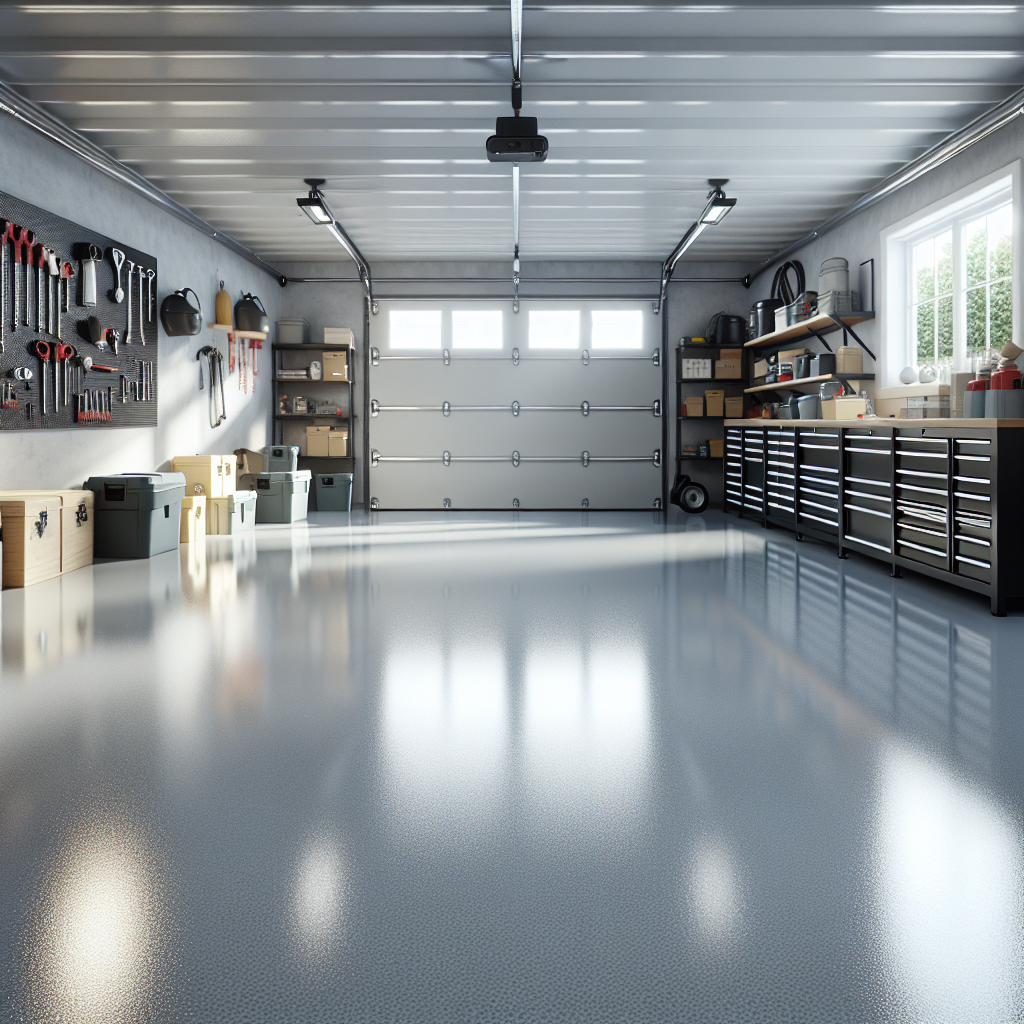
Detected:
left=389, top=309, right=441, bottom=349
left=990, top=279, right=1013, bottom=350
left=915, top=301, right=935, bottom=364
left=936, top=229, right=953, bottom=295
left=452, top=310, right=503, bottom=349
left=937, top=294, right=953, bottom=365
left=591, top=310, right=643, bottom=350
left=965, top=214, right=987, bottom=288
left=989, top=204, right=1013, bottom=280
left=965, top=286, right=987, bottom=355
left=913, top=238, right=935, bottom=302
left=529, top=310, right=580, bottom=349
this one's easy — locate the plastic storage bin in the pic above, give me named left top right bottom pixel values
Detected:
left=315, top=473, right=353, bottom=511
left=262, top=445, right=299, bottom=473
left=84, top=472, right=187, bottom=559
left=207, top=490, right=257, bottom=534
left=277, top=318, right=310, bottom=345
left=254, top=470, right=311, bottom=523
left=180, top=495, right=206, bottom=543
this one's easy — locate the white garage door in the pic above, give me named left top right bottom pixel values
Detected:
left=368, top=299, right=664, bottom=510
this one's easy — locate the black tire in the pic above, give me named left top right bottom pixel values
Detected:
left=680, top=481, right=709, bottom=514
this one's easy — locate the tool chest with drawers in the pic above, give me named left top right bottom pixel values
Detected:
left=724, top=418, right=1024, bottom=615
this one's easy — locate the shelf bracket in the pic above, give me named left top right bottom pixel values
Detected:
left=827, top=313, right=875, bottom=362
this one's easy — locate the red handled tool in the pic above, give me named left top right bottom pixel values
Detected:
left=34, top=340, right=51, bottom=415
left=55, top=343, right=74, bottom=407
left=11, top=226, right=33, bottom=328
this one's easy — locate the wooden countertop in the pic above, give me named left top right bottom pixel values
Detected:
left=724, top=418, right=1024, bottom=427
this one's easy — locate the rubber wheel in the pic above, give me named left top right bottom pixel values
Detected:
left=680, top=482, right=709, bottom=514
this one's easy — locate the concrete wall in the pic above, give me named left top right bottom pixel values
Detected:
left=749, top=116, right=1024, bottom=391
left=0, top=113, right=279, bottom=489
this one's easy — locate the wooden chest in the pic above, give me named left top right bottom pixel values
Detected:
left=0, top=489, right=94, bottom=575
left=0, top=494, right=63, bottom=588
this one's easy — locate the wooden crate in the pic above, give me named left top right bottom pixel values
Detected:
left=0, top=495, right=63, bottom=588
left=0, top=490, right=94, bottom=574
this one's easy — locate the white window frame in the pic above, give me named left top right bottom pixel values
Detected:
left=382, top=300, right=656, bottom=352
left=881, top=161, right=1020, bottom=387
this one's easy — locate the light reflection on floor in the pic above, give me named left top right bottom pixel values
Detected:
left=1, top=510, right=1023, bottom=1022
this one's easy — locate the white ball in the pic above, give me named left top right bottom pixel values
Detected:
left=918, top=365, right=937, bottom=384
left=899, top=366, right=918, bottom=384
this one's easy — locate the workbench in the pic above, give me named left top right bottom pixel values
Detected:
left=723, top=418, right=1024, bottom=615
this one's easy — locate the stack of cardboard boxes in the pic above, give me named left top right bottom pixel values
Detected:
left=714, top=348, right=743, bottom=379
left=305, top=426, right=349, bottom=457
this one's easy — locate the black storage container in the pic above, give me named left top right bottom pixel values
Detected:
left=706, top=313, right=747, bottom=347
left=749, top=298, right=784, bottom=341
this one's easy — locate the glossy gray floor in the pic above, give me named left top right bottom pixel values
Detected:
left=2, top=510, right=1024, bottom=1023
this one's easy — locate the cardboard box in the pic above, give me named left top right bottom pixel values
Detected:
left=709, top=439, right=724, bottom=459
left=306, top=425, right=330, bottom=457
left=683, top=395, right=704, bottom=417
left=724, top=396, right=744, bottom=418
left=835, top=346, right=863, bottom=374
left=777, top=348, right=808, bottom=365
left=821, top=396, right=867, bottom=420
left=704, top=390, right=725, bottom=416
left=324, top=350, right=348, bottom=381
left=324, top=327, right=354, bottom=347
left=328, top=430, right=348, bottom=457
left=714, top=359, right=742, bottom=380
left=753, top=358, right=769, bottom=378
left=180, top=495, right=206, bottom=544
left=719, top=348, right=743, bottom=360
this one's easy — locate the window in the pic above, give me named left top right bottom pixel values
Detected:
left=591, top=310, right=643, bottom=350
left=388, top=310, right=441, bottom=349
left=883, top=164, right=1019, bottom=384
left=529, top=310, right=580, bottom=349
left=909, top=203, right=1012, bottom=369
left=452, top=310, right=502, bottom=349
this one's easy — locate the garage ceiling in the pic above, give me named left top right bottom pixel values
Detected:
left=1, top=2, right=1022, bottom=266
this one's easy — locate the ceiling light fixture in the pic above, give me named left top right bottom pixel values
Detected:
left=655, top=179, right=736, bottom=314
left=296, top=178, right=376, bottom=313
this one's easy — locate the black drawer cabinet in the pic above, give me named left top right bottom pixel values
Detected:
left=724, top=421, right=1024, bottom=615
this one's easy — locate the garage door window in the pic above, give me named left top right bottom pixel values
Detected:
left=389, top=310, right=442, bottom=349
left=529, top=310, right=580, bottom=349
left=452, top=310, right=503, bottom=349
left=591, top=309, right=643, bottom=350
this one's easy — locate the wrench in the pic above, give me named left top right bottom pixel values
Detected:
left=137, top=264, right=146, bottom=343
left=11, top=227, right=33, bottom=327
left=109, top=248, right=125, bottom=303
left=124, top=260, right=134, bottom=344
left=46, top=248, right=59, bottom=336
left=34, top=340, right=50, bottom=416
left=55, top=344, right=73, bottom=407
left=145, top=269, right=155, bottom=321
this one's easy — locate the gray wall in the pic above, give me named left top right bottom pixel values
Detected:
left=0, top=113, right=279, bottom=489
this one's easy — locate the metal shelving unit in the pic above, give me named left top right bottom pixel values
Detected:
left=272, top=342, right=354, bottom=467
left=676, top=343, right=747, bottom=479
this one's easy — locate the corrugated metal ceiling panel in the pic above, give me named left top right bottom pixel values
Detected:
left=1, top=2, right=1022, bottom=263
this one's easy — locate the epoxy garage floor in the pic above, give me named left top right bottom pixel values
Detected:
left=2, top=511, right=1024, bottom=1023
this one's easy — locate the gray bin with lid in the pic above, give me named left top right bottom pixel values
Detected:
left=254, top=470, right=311, bottom=523
left=83, top=472, right=187, bottom=558
left=261, top=445, right=299, bottom=473
left=315, top=473, right=353, bottom=512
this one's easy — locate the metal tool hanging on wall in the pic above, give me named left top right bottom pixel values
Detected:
left=196, top=345, right=227, bottom=428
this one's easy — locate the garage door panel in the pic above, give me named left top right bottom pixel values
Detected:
left=369, top=300, right=663, bottom=510
left=370, top=412, right=659, bottom=457
left=369, top=461, right=661, bottom=510
left=370, top=360, right=658, bottom=406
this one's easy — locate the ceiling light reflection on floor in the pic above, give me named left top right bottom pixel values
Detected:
left=20, top=808, right=176, bottom=1023
left=290, top=832, right=349, bottom=970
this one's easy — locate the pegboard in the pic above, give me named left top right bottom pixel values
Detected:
left=0, top=189, right=158, bottom=430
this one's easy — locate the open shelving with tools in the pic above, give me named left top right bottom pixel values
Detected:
left=675, top=342, right=747, bottom=474
left=272, top=341, right=354, bottom=469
